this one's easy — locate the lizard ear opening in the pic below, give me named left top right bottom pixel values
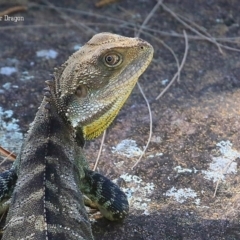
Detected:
left=75, top=85, right=88, bottom=98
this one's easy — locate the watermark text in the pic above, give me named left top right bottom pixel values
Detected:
left=0, top=15, right=24, bottom=23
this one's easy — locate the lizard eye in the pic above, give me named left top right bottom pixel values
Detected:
left=104, top=53, right=122, bottom=67
left=75, top=85, right=87, bottom=98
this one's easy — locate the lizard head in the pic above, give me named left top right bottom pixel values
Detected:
left=53, top=32, right=153, bottom=140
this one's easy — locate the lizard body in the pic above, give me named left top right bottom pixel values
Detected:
left=0, top=33, right=153, bottom=239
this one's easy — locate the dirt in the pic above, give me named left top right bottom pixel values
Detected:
left=0, top=0, right=240, bottom=239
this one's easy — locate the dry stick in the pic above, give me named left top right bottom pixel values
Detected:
left=143, top=31, right=181, bottom=83
left=29, top=1, right=240, bottom=48
left=132, top=0, right=186, bottom=169
left=140, top=26, right=240, bottom=44
left=134, top=31, right=192, bottom=168
left=0, top=147, right=16, bottom=169
left=29, top=3, right=240, bottom=45
left=1, top=19, right=240, bottom=46
left=91, top=128, right=106, bottom=171
left=118, top=3, right=181, bottom=84
left=173, top=6, right=224, bottom=54
left=95, top=0, right=119, bottom=8
left=177, top=12, right=240, bottom=51
left=28, top=3, right=240, bottom=42
left=135, top=0, right=163, bottom=38
left=131, top=0, right=162, bottom=169
left=0, top=146, right=16, bottom=161
left=156, top=30, right=189, bottom=100
left=82, top=18, right=240, bottom=47
left=138, top=30, right=188, bottom=171
left=29, top=2, right=129, bottom=26
left=42, top=0, right=97, bottom=35
left=180, top=14, right=217, bottom=38
left=93, top=130, right=106, bottom=171
left=15, top=3, right=240, bottom=47
left=0, top=6, right=27, bottom=17
left=161, top=3, right=240, bottom=53
left=90, top=13, right=240, bottom=46
left=131, top=80, right=153, bottom=170
left=179, top=14, right=240, bottom=44
left=160, top=3, right=223, bottom=54
left=0, top=155, right=13, bottom=167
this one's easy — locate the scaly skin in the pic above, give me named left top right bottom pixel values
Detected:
left=0, top=32, right=153, bottom=239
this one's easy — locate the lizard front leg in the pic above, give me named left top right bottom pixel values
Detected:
left=0, top=167, right=17, bottom=214
left=81, top=169, right=129, bottom=221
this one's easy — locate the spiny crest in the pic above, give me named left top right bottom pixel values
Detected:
left=44, top=79, right=54, bottom=110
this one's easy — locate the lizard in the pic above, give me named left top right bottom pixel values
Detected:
left=0, top=32, right=153, bottom=239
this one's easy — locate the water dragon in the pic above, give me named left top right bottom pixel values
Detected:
left=0, top=32, right=153, bottom=239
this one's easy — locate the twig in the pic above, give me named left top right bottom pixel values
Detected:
left=135, top=0, right=163, bottom=38
left=129, top=1, right=162, bottom=169
left=160, top=3, right=240, bottom=53
left=29, top=2, right=129, bottom=26
left=0, top=156, right=12, bottom=167
left=0, top=146, right=16, bottom=161
left=132, top=81, right=153, bottom=169
left=1, top=19, right=240, bottom=47
left=156, top=30, right=189, bottom=100
left=160, top=3, right=223, bottom=54
left=24, top=3, right=240, bottom=48
left=0, top=6, right=27, bottom=18
left=42, top=0, right=97, bottom=35
left=137, top=27, right=182, bottom=85
left=95, top=0, right=119, bottom=8
left=93, top=130, right=106, bottom=171
left=140, top=26, right=240, bottom=44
